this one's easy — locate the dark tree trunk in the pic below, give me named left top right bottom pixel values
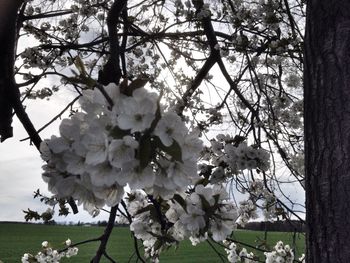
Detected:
left=0, top=0, right=23, bottom=141
left=304, top=1, right=350, bottom=262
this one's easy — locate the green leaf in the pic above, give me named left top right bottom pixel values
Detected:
left=166, top=140, right=183, bottom=162
left=123, top=77, right=149, bottom=96
left=148, top=232, right=178, bottom=245
left=199, top=194, right=212, bottom=212
left=153, top=239, right=163, bottom=251
left=70, top=68, right=79, bottom=77
left=23, top=209, right=41, bottom=222
left=138, top=135, right=153, bottom=170
left=80, top=75, right=97, bottom=88
left=127, top=16, right=136, bottom=22
left=109, top=126, right=130, bottom=139
left=154, top=136, right=183, bottom=163
left=148, top=100, right=162, bottom=131
left=74, top=56, right=87, bottom=76
left=136, top=204, right=158, bottom=222
left=135, top=204, right=153, bottom=215
left=173, top=194, right=187, bottom=212
left=212, top=194, right=220, bottom=206
left=128, top=77, right=148, bottom=90
left=195, top=177, right=209, bottom=187
left=67, top=56, right=97, bottom=88
left=231, top=135, right=246, bottom=146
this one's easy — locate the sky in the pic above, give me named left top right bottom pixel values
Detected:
left=0, top=89, right=112, bottom=223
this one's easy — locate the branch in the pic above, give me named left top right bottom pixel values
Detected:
left=40, top=37, right=108, bottom=52
left=121, top=200, right=146, bottom=263
left=103, top=251, right=117, bottom=263
left=176, top=54, right=217, bottom=115
left=91, top=205, right=118, bottom=263
left=227, top=237, right=269, bottom=253
left=98, top=0, right=127, bottom=85
left=23, top=2, right=109, bottom=21
left=206, top=239, right=226, bottom=263
left=20, top=96, right=80, bottom=142
left=8, top=86, right=42, bottom=150
left=120, top=7, right=129, bottom=77
left=0, top=0, right=23, bottom=142
left=59, top=237, right=101, bottom=253
left=24, top=9, right=73, bottom=20
left=176, top=0, right=221, bottom=115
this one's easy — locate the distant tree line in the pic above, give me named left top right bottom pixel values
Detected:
left=238, top=220, right=305, bottom=233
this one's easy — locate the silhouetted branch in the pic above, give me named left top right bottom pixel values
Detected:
left=121, top=200, right=146, bottom=263
left=98, top=0, right=127, bottom=85
left=20, top=96, right=80, bottom=142
left=91, top=205, right=118, bottom=263
left=0, top=0, right=24, bottom=142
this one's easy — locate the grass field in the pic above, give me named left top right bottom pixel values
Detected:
left=0, top=223, right=304, bottom=262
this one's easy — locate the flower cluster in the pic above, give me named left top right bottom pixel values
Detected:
left=215, top=135, right=269, bottom=172
left=126, top=190, right=164, bottom=262
left=237, top=200, right=258, bottom=226
left=290, top=153, right=304, bottom=176
left=224, top=241, right=239, bottom=263
left=264, top=241, right=294, bottom=263
left=166, top=184, right=238, bottom=243
left=21, top=47, right=53, bottom=69
left=21, top=239, right=78, bottom=263
left=246, top=180, right=277, bottom=222
left=223, top=240, right=257, bottom=263
left=224, top=141, right=270, bottom=172
left=239, top=248, right=257, bottom=263
left=41, top=82, right=203, bottom=215
left=204, top=134, right=270, bottom=184
left=123, top=184, right=239, bottom=262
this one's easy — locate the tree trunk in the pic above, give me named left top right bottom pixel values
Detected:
left=0, top=0, right=23, bottom=141
left=304, top=1, right=350, bottom=262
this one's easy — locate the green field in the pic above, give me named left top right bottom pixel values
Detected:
left=0, top=223, right=304, bottom=262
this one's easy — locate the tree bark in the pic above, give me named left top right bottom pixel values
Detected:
left=0, top=0, right=43, bottom=150
left=304, top=1, right=350, bottom=262
left=0, top=0, right=23, bottom=142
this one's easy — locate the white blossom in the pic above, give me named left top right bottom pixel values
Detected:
left=42, top=241, right=49, bottom=248
left=41, top=84, right=203, bottom=224
left=108, top=136, right=138, bottom=168
left=65, top=239, right=71, bottom=246
left=264, top=241, right=294, bottom=263
left=116, top=88, right=157, bottom=132
left=83, top=131, right=109, bottom=166
left=22, top=239, right=78, bottom=262
left=154, top=112, right=186, bottom=147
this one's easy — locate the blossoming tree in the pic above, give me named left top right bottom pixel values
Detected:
left=0, top=0, right=327, bottom=262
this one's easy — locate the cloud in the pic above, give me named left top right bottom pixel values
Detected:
left=0, top=154, right=110, bottom=223
left=0, top=156, right=44, bottom=221
left=0, top=91, right=77, bottom=222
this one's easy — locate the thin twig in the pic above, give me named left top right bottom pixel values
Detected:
left=206, top=239, right=226, bottom=262
left=20, top=96, right=80, bottom=142
left=121, top=200, right=146, bottom=263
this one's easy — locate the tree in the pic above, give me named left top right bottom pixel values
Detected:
left=0, top=0, right=307, bottom=262
left=304, top=1, right=350, bottom=262
left=0, top=0, right=25, bottom=142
